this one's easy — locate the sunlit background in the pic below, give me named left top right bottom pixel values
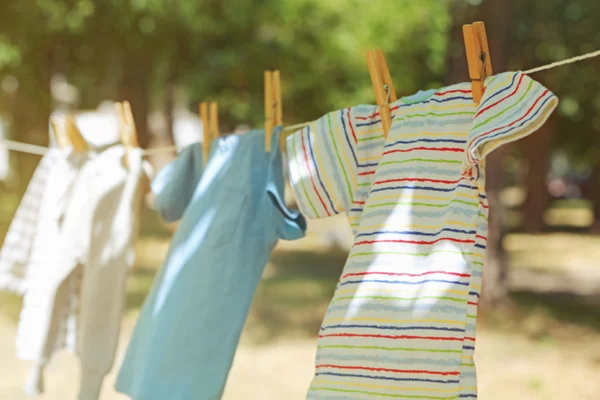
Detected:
left=1, top=0, right=600, bottom=399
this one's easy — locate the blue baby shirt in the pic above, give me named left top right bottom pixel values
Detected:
left=115, top=128, right=306, bottom=400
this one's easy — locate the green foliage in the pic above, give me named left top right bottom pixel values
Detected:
left=513, top=0, right=600, bottom=165
left=0, top=0, right=598, bottom=162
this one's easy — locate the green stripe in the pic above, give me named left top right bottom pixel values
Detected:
left=317, top=345, right=462, bottom=353
left=484, top=74, right=500, bottom=90
left=367, top=199, right=479, bottom=209
left=331, top=295, right=465, bottom=304
left=327, top=113, right=354, bottom=202
left=358, top=134, right=385, bottom=142
left=291, top=134, right=318, bottom=216
left=472, top=78, right=534, bottom=131
left=460, top=363, right=475, bottom=367
left=379, top=158, right=462, bottom=166
left=396, top=111, right=475, bottom=121
left=472, top=261, right=483, bottom=266
left=312, top=387, right=458, bottom=400
left=466, top=314, right=476, bottom=319
left=350, top=250, right=474, bottom=258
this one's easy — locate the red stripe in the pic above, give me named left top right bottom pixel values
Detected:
left=341, top=271, right=471, bottom=280
left=301, top=129, right=331, bottom=216
left=353, top=201, right=366, bottom=205
left=346, top=108, right=358, bottom=145
left=475, top=73, right=525, bottom=118
left=356, top=105, right=401, bottom=120
left=383, top=147, right=463, bottom=156
left=374, top=177, right=462, bottom=186
left=355, top=237, right=475, bottom=246
left=472, top=90, right=550, bottom=148
left=319, top=333, right=463, bottom=341
left=467, top=302, right=478, bottom=306
left=358, top=170, right=376, bottom=176
left=465, top=337, right=476, bottom=341
left=356, top=89, right=473, bottom=121
left=435, top=88, right=471, bottom=96
left=475, top=235, right=487, bottom=241
left=315, top=364, right=460, bottom=376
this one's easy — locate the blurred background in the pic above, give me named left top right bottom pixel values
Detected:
left=1, top=0, right=600, bottom=399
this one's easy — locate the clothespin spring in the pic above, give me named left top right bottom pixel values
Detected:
left=472, top=53, right=488, bottom=84
left=383, top=84, right=392, bottom=107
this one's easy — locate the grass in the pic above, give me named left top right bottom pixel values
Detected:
left=2, top=198, right=600, bottom=347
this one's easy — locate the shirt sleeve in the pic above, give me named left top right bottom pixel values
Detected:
left=466, top=71, right=558, bottom=165
left=151, top=143, right=204, bottom=222
left=286, top=108, right=359, bottom=219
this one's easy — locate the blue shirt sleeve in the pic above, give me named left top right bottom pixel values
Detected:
left=266, top=181, right=306, bottom=241
left=151, top=143, right=204, bottom=222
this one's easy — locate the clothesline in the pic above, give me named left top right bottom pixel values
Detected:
left=1, top=48, right=599, bottom=158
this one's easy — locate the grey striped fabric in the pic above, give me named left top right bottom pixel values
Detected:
left=0, top=150, right=62, bottom=294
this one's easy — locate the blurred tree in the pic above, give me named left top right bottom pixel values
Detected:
left=445, top=0, right=515, bottom=309
left=514, top=0, right=600, bottom=231
left=0, top=0, right=95, bottom=190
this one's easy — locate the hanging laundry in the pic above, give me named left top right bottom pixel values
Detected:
left=115, top=127, right=306, bottom=400
left=0, top=145, right=89, bottom=395
left=0, top=148, right=65, bottom=293
left=286, top=71, right=557, bottom=399
left=3, top=145, right=149, bottom=400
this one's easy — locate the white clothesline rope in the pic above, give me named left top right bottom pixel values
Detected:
left=0, top=139, right=49, bottom=156
left=1, top=48, right=599, bottom=158
left=522, top=49, right=600, bottom=74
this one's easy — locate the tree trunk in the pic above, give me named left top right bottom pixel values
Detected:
left=445, top=0, right=514, bottom=309
left=118, top=50, right=153, bottom=149
left=482, top=148, right=510, bottom=307
left=521, top=117, right=553, bottom=233
left=12, top=46, right=53, bottom=193
left=164, top=62, right=177, bottom=147
left=476, top=0, right=515, bottom=309
left=590, top=161, right=600, bottom=233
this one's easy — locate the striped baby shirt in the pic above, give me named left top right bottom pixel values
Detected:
left=287, top=71, right=557, bottom=400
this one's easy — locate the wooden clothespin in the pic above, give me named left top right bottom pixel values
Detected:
left=199, top=101, right=219, bottom=166
left=463, top=21, right=493, bottom=104
left=115, top=101, right=140, bottom=167
left=264, top=70, right=283, bottom=153
left=49, top=114, right=89, bottom=152
left=199, top=102, right=210, bottom=164
left=65, top=114, right=87, bottom=152
left=50, top=117, right=69, bottom=149
left=366, top=50, right=397, bottom=138
left=123, top=101, right=140, bottom=148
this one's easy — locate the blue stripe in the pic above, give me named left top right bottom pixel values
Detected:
left=355, top=95, right=475, bottom=127
left=315, top=372, right=460, bottom=385
left=357, top=228, right=477, bottom=238
left=321, top=324, right=466, bottom=333
left=306, top=122, right=338, bottom=214
left=384, top=138, right=466, bottom=148
left=340, top=109, right=359, bottom=168
left=471, top=92, right=554, bottom=150
left=370, top=184, right=476, bottom=194
left=479, top=72, right=518, bottom=108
